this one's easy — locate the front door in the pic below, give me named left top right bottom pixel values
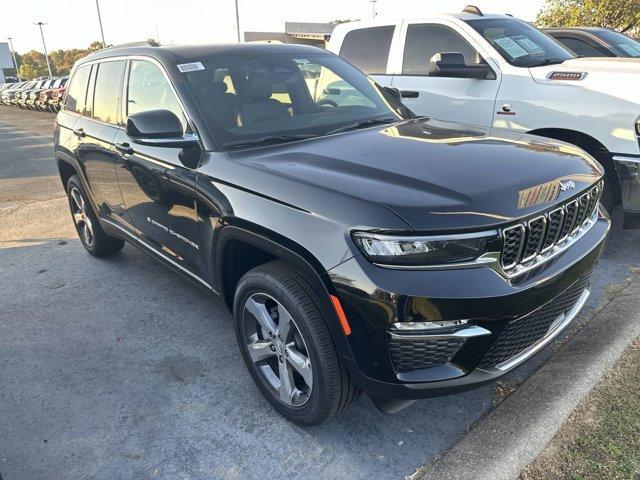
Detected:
left=114, top=59, right=205, bottom=279
left=391, top=23, right=500, bottom=128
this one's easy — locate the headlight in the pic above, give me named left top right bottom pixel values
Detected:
left=352, top=231, right=497, bottom=267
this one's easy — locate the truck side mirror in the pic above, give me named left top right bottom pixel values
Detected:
left=427, top=52, right=494, bottom=80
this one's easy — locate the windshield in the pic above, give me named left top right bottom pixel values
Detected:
left=594, top=29, right=640, bottom=57
left=466, top=18, right=575, bottom=67
left=181, top=52, right=404, bottom=148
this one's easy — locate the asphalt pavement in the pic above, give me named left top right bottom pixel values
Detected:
left=1, top=106, right=639, bottom=480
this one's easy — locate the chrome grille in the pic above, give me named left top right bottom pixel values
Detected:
left=522, top=216, right=546, bottom=262
left=501, top=182, right=602, bottom=272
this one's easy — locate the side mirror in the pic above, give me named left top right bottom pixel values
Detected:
left=126, top=109, right=199, bottom=148
left=427, top=52, right=493, bottom=80
left=381, top=86, right=402, bottom=102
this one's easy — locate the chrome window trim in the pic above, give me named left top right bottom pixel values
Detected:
left=62, top=54, right=202, bottom=150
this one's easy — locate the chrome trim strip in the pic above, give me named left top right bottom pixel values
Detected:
left=501, top=224, right=526, bottom=270
left=540, top=207, right=564, bottom=254
left=521, top=215, right=547, bottom=264
left=490, top=289, right=590, bottom=372
left=388, top=325, right=491, bottom=341
left=101, top=218, right=215, bottom=292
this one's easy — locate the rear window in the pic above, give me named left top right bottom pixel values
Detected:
left=64, top=65, right=91, bottom=114
left=339, top=26, right=395, bottom=75
left=92, top=60, right=126, bottom=124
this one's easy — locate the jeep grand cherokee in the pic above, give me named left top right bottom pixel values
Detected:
left=54, top=43, right=609, bottom=425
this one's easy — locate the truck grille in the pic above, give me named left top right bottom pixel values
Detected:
left=389, top=337, right=465, bottom=372
left=478, top=271, right=591, bottom=369
left=501, top=182, right=602, bottom=272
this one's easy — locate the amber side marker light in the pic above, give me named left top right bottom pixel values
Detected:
left=329, top=294, right=352, bottom=336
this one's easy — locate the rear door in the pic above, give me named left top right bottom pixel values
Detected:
left=391, top=22, right=501, bottom=127
left=337, top=24, right=397, bottom=86
left=72, top=60, right=131, bottom=227
left=113, top=59, right=205, bottom=278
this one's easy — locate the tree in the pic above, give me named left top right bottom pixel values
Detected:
left=537, top=0, right=640, bottom=34
left=18, top=50, right=52, bottom=79
left=16, top=41, right=104, bottom=79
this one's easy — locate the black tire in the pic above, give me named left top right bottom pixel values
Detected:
left=233, top=261, right=359, bottom=425
left=66, top=175, right=125, bottom=257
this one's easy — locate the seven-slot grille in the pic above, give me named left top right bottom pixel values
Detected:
left=501, top=182, right=602, bottom=272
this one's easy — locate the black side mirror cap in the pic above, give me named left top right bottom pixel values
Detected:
left=126, top=109, right=200, bottom=149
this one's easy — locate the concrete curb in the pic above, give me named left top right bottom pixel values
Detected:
left=414, top=273, right=640, bottom=480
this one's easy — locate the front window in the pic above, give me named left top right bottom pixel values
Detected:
left=181, top=52, right=403, bottom=149
left=593, top=30, right=640, bottom=57
left=466, top=18, right=574, bottom=67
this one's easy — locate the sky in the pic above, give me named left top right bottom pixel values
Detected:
left=1, top=0, right=546, bottom=54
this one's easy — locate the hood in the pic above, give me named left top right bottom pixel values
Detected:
left=529, top=57, right=640, bottom=103
left=232, top=119, right=603, bottom=232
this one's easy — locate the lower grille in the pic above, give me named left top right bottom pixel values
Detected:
left=478, top=272, right=591, bottom=369
left=389, top=337, right=465, bottom=372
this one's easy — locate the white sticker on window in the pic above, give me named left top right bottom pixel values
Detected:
left=177, top=62, right=205, bottom=73
left=513, top=35, right=545, bottom=54
left=494, top=37, right=529, bottom=59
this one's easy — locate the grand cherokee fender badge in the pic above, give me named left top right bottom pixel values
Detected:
left=560, top=180, right=577, bottom=191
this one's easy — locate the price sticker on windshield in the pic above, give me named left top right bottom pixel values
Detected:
left=177, top=62, right=205, bottom=73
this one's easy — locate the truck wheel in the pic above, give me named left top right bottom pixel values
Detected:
left=66, top=175, right=125, bottom=257
left=233, top=261, right=359, bottom=425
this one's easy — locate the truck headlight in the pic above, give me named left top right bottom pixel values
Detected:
left=352, top=231, right=498, bottom=267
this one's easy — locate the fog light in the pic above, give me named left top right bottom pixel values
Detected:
left=391, top=319, right=469, bottom=331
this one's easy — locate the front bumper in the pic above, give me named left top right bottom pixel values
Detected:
left=613, top=155, right=640, bottom=227
left=328, top=211, right=610, bottom=400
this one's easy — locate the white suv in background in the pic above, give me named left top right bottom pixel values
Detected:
left=328, top=7, right=640, bottom=227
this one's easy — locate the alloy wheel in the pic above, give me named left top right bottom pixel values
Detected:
left=242, top=293, right=313, bottom=406
left=69, top=187, right=94, bottom=247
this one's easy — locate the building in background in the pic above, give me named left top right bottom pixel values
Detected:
left=0, top=43, right=15, bottom=83
left=244, top=22, right=336, bottom=48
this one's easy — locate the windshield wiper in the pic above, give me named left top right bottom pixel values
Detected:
left=327, top=117, right=397, bottom=135
left=222, top=134, right=316, bottom=150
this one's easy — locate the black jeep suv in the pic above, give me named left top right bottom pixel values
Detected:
left=54, top=43, right=609, bottom=425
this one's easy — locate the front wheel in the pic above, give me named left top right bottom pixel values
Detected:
left=233, top=261, right=359, bottom=425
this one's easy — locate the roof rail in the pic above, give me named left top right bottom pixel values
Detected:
left=462, top=5, right=484, bottom=16
left=99, top=40, right=159, bottom=51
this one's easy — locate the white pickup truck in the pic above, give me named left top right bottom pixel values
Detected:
left=328, top=7, right=640, bottom=227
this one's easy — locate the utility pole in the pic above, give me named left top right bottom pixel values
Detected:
left=234, top=0, right=241, bottom=42
left=95, top=0, right=106, bottom=47
left=34, top=22, right=53, bottom=77
left=370, top=0, right=377, bottom=19
left=7, top=36, right=20, bottom=81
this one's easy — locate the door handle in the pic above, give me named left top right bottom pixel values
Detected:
left=73, top=127, right=85, bottom=138
left=115, top=142, right=134, bottom=155
left=400, top=90, right=419, bottom=98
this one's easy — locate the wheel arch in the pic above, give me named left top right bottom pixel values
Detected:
left=215, top=225, right=355, bottom=360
